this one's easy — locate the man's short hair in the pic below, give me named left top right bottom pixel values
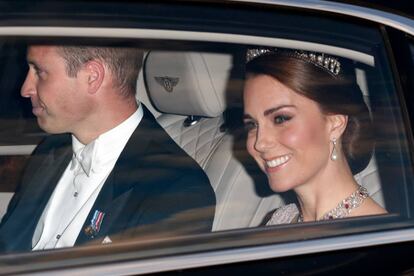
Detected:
left=57, top=46, right=143, bottom=97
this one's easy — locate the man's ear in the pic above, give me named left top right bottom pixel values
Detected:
left=328, top=114, right=348, bottom=140
left=84, top=60, right=105, bottom=94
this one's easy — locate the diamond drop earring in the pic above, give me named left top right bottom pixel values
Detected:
left=331, top=138, right=338, bottom=161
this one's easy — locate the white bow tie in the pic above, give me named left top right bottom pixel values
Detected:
left=71, top=141, right=96, bottom=177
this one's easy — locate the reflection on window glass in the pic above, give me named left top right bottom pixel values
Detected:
left=0, top=33, right=412, bottom=262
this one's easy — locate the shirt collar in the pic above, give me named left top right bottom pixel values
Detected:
left=71, top=104, right=144, bottom=176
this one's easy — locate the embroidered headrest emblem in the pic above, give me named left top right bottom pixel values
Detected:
left=155, top=76, right=179, bottom=92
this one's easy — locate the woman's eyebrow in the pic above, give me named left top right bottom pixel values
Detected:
left=264, top=105, right=296, bottom=116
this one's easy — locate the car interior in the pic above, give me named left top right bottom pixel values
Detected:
left=0, top=1, right=413, bottom=274
left=0, top=38, right=411, bottom=234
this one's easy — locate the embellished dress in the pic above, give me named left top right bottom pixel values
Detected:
left=266, top=204, right=301, bottom=225
left=265, top=185, right=369, bottom=226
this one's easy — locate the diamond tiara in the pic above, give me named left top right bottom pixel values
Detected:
left=246, top=48, right=341, bottom=76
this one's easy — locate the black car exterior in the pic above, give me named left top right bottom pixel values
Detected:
left=0, top=0, right=413, bottom=274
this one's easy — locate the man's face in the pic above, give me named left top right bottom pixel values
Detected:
left=21, top=46, right=91, bottom=134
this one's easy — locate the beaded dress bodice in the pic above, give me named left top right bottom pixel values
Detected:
left=266, top=185, right=369, bottom=225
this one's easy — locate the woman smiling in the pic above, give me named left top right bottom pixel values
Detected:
left=243, top=48, right=386, bottom=224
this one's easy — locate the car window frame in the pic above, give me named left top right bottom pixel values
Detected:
left=0, top=1, right=414, bottom=274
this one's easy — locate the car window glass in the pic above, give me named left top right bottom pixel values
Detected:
left=0, top=6, right=413, bottom=275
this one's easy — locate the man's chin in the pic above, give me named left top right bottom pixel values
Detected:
left=37, top=119, right=61, bottom=134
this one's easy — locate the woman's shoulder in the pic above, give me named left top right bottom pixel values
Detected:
left=351, top=197, right=387, bottom=217
left=265, top=203, right=300, bottom=226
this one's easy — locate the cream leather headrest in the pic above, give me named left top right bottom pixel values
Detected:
left=143, top=51, right=232, bottom=117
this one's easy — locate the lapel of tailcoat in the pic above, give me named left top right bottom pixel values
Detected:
left=75, top=108, right=161, bottom=245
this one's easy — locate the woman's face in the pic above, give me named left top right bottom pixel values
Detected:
left=243, top=74, right=334, bottom=192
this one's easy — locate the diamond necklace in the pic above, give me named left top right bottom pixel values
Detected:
left=298, top=185, right=369, bottom=222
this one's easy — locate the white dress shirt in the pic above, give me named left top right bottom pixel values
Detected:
left=32, top=105, right=143, bottom=250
